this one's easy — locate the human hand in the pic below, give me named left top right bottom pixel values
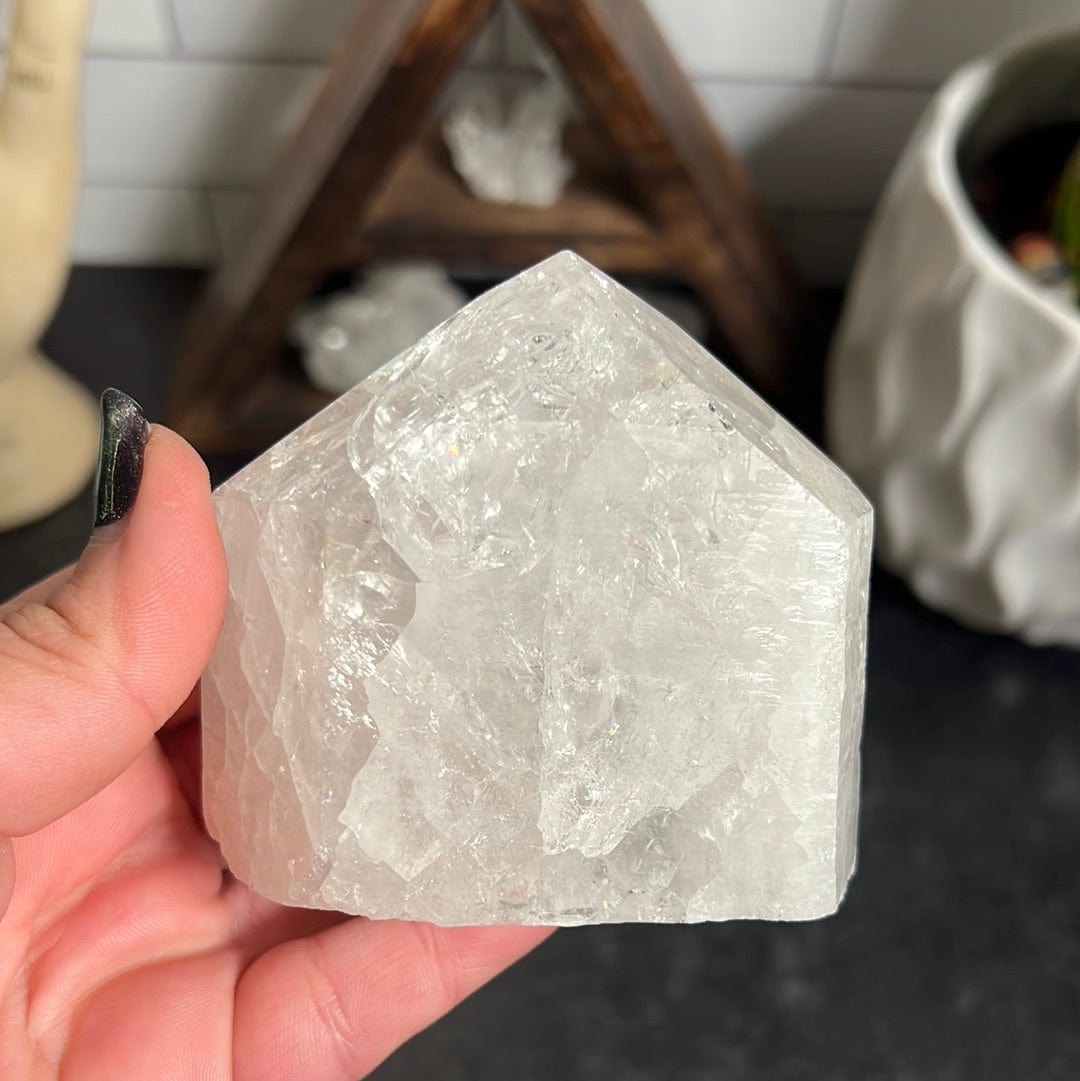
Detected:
left=0, top=393, right=551, bottom=1079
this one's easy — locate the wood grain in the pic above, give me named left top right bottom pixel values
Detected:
left=169, top=0, right=803, bottom=454
left=353, top=123, right=670, bottom=273
left=170, top=0, right=497, bottom=433
left=517, top=0, right=800, bottom=395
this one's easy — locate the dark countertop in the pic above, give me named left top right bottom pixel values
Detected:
left=5, top=269, right=1079, bottom=1080
left=376, top=576, right=1080, bottom=1081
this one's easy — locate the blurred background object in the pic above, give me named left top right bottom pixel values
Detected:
left=3, top=2, right=1080, bottom=1078
left=827, top=27, right=1080, bottom=648
left=4, top=0, right=1074, bottom=279
left=0, top=0, right=99, bottom=532
left=1051, top=139, right=1080, bottom=295
left=166, top=0, right=802, bottom=456
left=292, top=262, right=467, bottom=395
left=443, top=62, right=574, bottom=208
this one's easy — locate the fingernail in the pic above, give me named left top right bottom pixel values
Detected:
left=94, top=388, right=149, bottom=528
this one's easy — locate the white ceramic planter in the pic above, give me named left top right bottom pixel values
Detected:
left=827, top=28, right=1080, bottom=648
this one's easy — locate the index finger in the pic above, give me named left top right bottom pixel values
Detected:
left=233, top=918, right=553, bottom=1081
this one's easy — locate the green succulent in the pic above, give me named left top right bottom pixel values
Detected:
left=1052, top=139, right=1080, bottom=288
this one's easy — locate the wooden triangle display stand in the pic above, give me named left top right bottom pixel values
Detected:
left=169, top=0, right=803, bottom=454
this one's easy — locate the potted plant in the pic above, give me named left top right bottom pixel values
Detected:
left=827, top=26, right=1080, bottom=648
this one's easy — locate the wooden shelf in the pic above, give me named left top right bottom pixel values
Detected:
left=170, top=0, right=802, bottom=456
left=179, top=123, right=681, bottom=455
left=352, top=122, right=672, bottom=274
left=175, top=367, right=328, bottom=456
left=178, top=368, right=332, bottom=456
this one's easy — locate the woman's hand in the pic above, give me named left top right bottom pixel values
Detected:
left=0, top=406, right=550, bottom=1079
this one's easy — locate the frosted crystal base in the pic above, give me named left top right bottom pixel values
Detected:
left=203, top=253, right=872, bottom=926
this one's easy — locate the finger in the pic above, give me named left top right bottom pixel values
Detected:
left=234, top=920, right=553, bottom=1081
left=0, top=411, right=226, bottom=836
left=0, top=837, right=12, bottom=921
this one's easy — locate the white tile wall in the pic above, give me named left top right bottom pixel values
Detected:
left=8, top=0, right=1067, bottom=279
left=82, top=59, right=323, bottom=186
left=697, top=82, right=930, bottom=212
left=642, top=0, right=839, bottom=81
left=170, top=0, right=356, bottom=62
left=89, top=0, right=173, bottom=55
left=74, top=186, right=216, bottom=263
left=830, top=0, right=1080, bottom=85
left=171, top=0, right=503, bottom=64
left=503, top=0, right=840, bottom=79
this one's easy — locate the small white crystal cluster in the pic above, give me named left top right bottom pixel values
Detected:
left=203, top=253, right=872, bottom=926
left=443, top=72, right=574, bottom=208
left=292, top=263, right=466, bottom=396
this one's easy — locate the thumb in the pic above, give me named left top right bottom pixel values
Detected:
left=0, top=390, right=227, bottom=836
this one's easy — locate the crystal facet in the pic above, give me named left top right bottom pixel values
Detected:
left=202, top=252, right=872, bottom=926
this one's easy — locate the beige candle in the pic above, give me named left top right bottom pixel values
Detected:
left=0, top=0, right=100, bottom=532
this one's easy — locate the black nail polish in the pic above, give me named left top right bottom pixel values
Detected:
left=94, top=389, right=149, bottom=528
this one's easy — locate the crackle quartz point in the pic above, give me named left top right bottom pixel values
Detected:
left=202, top=252, right=872, bottom=927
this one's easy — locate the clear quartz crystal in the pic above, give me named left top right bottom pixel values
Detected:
left=202, top=252, right=872, bottom=927
left=442, top=72, right=574, bottom=208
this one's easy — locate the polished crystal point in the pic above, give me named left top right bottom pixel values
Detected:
left=203, top=252, right=872, bottom=927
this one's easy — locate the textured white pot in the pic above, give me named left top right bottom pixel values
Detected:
left=827, top=28, right=1080, bottom=648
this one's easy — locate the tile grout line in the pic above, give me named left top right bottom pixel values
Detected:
left=693, top=73, right=936, bottom=95
left=82, top=174, right=266, bottom=191
left=77, top=55, right=937, bottom=96
left=66, top=49, right=935, bottom=94
left=155, top=0, right=184, bottom=57
left=81, top=48, right=326, bottom=69
left=75, top=180, right=875, bottom=223
left=67, top=46, right=934, bottom=96
left=816, top=0, right=849, bottom=81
